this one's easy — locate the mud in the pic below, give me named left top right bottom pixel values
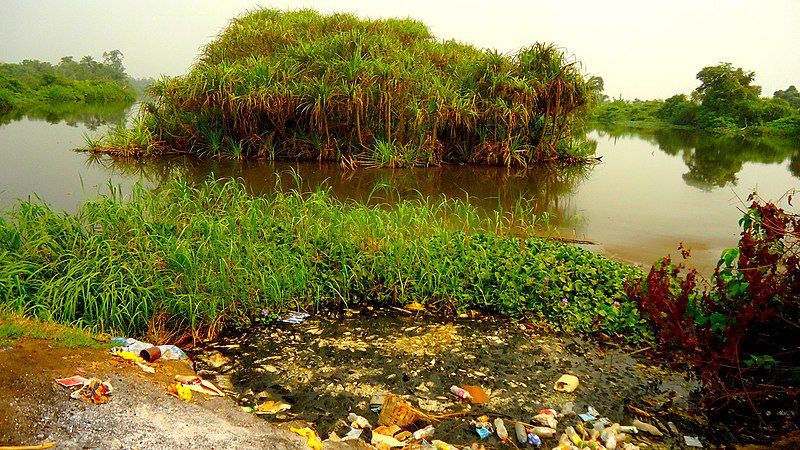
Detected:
left=195, top=309, right=705, bottom=449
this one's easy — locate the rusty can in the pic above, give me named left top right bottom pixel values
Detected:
left=140, top=346, right=162, bottom=362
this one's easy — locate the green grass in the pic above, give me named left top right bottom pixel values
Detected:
left=0, top=310, right=107, bottom=348
left=87, top=8, right=599, bottom=165
left=0, top=178, right=649, bottom=344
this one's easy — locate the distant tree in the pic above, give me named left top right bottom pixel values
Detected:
left=774, top=85, right=800, bottom=110
left=657, top=94, right=698, bottom=125
left=694, top=62, right=761, bottom=127
left=102, top=50, right=126, bottom=81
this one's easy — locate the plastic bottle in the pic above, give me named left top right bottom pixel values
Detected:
left=603, top=428, right=617, bottom=450
left=530, top=427, right=557, bottom=438
left=494, top=418, right=508, bottom=441
left=564, top=426, right=581, bottom=446
left=514, top=423, right=527, bottom=444
left=631, top=419, right=663, bottom=436
left=450, top=385, right=474, bottom=400
left=527, top=433, right=542, bottom=447
left=413, top=425, right=435, bottom=440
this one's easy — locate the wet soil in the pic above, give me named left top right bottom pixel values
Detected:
left=0, top=338, right=304, bottom=449
left=195, top=309, right=706, bottom=449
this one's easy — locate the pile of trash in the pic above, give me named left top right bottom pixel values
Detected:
left=287, top=382, right=704, bottom=450
left=54, top=336, right=225, bottom=406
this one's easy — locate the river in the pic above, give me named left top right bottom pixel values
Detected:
left=1, top=105, right=798, bottom=274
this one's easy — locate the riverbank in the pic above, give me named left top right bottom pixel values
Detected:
left=0, top=177, right=647, bottom=344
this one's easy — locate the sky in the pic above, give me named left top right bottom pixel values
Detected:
left=1, top=0, right=798, bottom=100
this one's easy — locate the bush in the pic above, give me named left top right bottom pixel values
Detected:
left=627, top=194, right=800, bottom=438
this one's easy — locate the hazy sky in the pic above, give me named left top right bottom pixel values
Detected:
left=1, top=0, right=798, bottom=99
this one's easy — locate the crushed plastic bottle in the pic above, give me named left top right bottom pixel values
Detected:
left=494, top=418, right=508, bottom=441
left=528, top=433, right=542, bottom=447
left=450, top=385, right=474, bottom=401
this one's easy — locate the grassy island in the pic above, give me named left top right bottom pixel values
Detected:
left=86, top=9, right=600, bottom=167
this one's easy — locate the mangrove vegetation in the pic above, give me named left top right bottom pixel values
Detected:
left=0, top=51, right=136, bottom=116
left=86, top=8, right=600, bottom=166
left=592, top=63, right=800, bottom=137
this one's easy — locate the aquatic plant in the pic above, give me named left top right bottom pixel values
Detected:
left=0, top=178, right=645, bottom=343
left=88, top=9, right=598, bottom=165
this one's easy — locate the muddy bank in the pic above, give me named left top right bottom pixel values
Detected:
left=195, top=309, right=705, bottom=448
left=0, top=339, right=304, bottom=449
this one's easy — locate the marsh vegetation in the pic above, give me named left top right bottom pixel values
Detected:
left=86, top=9, right=599, bottom=166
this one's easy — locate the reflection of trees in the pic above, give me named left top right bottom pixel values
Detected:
left=0, top=102, right=133, bottom=129
left=594, top=124, right=799, bottom=189
left=85, top=154, right=593, bottom=230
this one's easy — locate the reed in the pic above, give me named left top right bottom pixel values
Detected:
left=88, top=9, right=599, bottom=166
left=0, top=178, right=647, bottom=343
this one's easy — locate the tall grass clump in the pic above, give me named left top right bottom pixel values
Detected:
left=0, top=178, right=646, bottom=343
left=88, top=9, right=599, bottom=166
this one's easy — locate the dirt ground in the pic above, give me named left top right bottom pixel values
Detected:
left=0, top=338, right=305, bottom=449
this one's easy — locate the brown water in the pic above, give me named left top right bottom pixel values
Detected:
left=1, top=106, right=799, bottom=274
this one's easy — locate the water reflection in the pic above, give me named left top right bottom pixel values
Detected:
left=86, top=154, right=593, bottom=230
left=594, top=124, right=799, bottom=189
left=0, top=102, right=133, bottom=130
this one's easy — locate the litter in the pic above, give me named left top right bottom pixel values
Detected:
left=111, top=337, right=188, bottom=362
left=55, top=375, right=88, bottom=388
left=70, top=378, right=113, bottom=404
left=167, top=382, right=192, bottom=402
left=347, top=412, right=371, bottom=429
left=475, top=427, right=490, bottom=440
left=527, top=432, right=542, bottom=446
left=463, top=385, right=489, bottom=404
left=493, top=418, right=509, bottom=441
left=378, top=394, right=426, bottom=427
left=371, top=430, right=405, bottom=447
left=280, top=312, right=310, bottom=324
left=553, top=374, right=579, bottom=392
left=404, top=302, right=425, bottom=311
left=533, top=412, right=558, bottom=428
left=529, top=426, right=557, bottom=438
left=370, top=393, right=386, bottom=413
left=413, top=425, right=435, bottom=440
left=175, top=375, right=225, bottom=396
left=683, top=435, right=703, bottom=447
left=631, top=419, right=663, bottom=436
left=449, top=385, right=473, bottom=401
left=136, top=362, right=156, bottom=373
left=578, top=413, right=597, bottom=422
left=342, top=428, right=363, bottom=441
left=291, top=427, right=323, bottom=450
left=514, top=422, right=527, bottom=444
left=667, top=421, right=679, bottom=434
left=246, top=400, right=291, bottom=415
